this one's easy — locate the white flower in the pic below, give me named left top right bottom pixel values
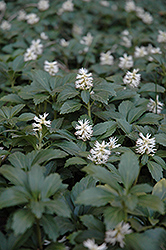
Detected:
left=17, top=10, right=26, bottom=21
left=44, top=60, right=59, bottom=76
left=0, top=20, right=11, bottom=30
left=26, top=13, right=39, bottom=24
left=108, top=137, right=121, bottom=149
left=75, top=68, right=93, bottom=90
left=33, top=113, right=51, bottom=131
left=75, top=119, right=93, bottom=141
left=105, top=221, right=132, bottom=248
left=40, top=32, right=48, bottom=40
left=100, top=1, right=109, bottom=7
left=0, top=1, right=6, bottom=11
left=121, top=36, right=132, bottom=48
left=100, top=51, right=114, bottom=65
left=72, top=24, right=83, bottom=35
left=88, top=140, right=111, bottom=164
left=147, top=44, right=162, bottom=61
left=123, top=69, right=141, bottom=88
left=30, top=39, right=43, bottom=55
left=83, top=239, right=107, bottom=250
left=118, top=53, right=133, bottom=69
left=134, top=46, right=148, bottom=58
left=136, top=133, right=156, bottom=155
left=135, top=6, right=144, bottom=18
left=80, top=32, right=93, bottom=47
left=157, top=30, right=166, bottom=43
left=147, top=95, right=163, bottom=114
left=141, top=12, right=153, bottom=24
left=37, top=0, right=49, bottom=11
left=125, top=1, right=136, bottom=12
left=24, top=47, right=37, bottom=62
left=60, top=38, right=69, bottom=47
left=58, top=0, right=74, bottom=15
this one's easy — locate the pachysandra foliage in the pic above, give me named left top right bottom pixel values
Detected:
left=0, top=0, right=166, bottom=249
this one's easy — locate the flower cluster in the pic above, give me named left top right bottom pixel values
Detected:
left=157, top=30, right=166, bottom=43
left=32, top=113, right=51, bottom=132
left=24, top=39, right=43, bottom=62
left=123, top=69, right=141, bottom=88
left=58, top=0, right=74, bottom=15
left=83, top=239, right=107, bottom=250
left=105, top=221, right=132, bottom=248
left=26, top=13, right=39, bottom=25
left=0, top=0, right=6, bottom=11
left=44, top=60, right=59, bottom=76
left=80, top=32, right=93, bottom=53
left=147, top=95, right=164, bottom=114
left=60, top=38, right=69, bottom=47
left=125, top=0, right=153, bottom=24
left=135, top=133, right=156, bottom=156
left=75, top=119, right=93, bottom=141
left=119, top=53, right=133, bottom=69
left=75, top=68, right=93, bottom=90
left=0, top=20, right=11, bottom=30
left=120, top=30, right=132, bottom=48
left=88, top=137, right=121, bottom=164
left=37, top=0, right=49, bottom=11
left=100, top=50, right=114, bottom=65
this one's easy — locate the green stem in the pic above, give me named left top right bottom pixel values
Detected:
left=133, top=163, right=142, bottom=186
left=36, top=218, right=43, bottom=250
left=87, top=102, right=91, bottom=119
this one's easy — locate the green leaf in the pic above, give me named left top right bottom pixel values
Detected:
left=80, top=214, right=104, bottom=232
left=136, top=113, right=162, bottom=125
left=138, top=82, right=165, bottom=93
left=18, top=112, right=36, bottom=121
left=130, top=184, right=153, bottom=195
left=32, top=149, right=68, bottom=165
left=65, top=157, right=87, bottom=167
left=76, top=187, right=115, bottom=206
left=8, top=152, right=26, bottom=169
left=33, top=93, right=49, bottom=105
left=118, top=100, right=134, bottom=119
left=0, top=186, right=29, bottom=208
left=12, top=209, right=35, bottom=235
left=127, top=106, right=146, bottom=124
left=147, top=160, right=163, bottom=182
left=45, top=242, right=66, bottom=250
left=57, top=85, right=79, bottom=102
left=30, top=201, right=45, bottom=219
left=81, top=90, right=90, bottom=104
left=155, top=133, right=166, bottom=147
left=31, top=69, right=51, bottom=92
left=0, top=94, right=24, bottom=104
left=45, top=198, right=71, bottom=217
left=0, top=165, right=27, bottom=186
left=71, top=176, right=97, bottom=202
left=152, top=178, right=166, bottom=201
left=55, top=141, right=83, bottom=156
left=93, top=121, right=110, bottom=136
left=118, top=152, right=139, bottom=190
left=28, top=165, right=44, bottom=198
left=60, top=100, right=82, bottom=114
left=138, top=194, right=164, bottom=214
left=41, top=173, right=62, bottom=198
left=116, top=118, right=132, bottom=134
left=83, top=163, right=121, bottom=192
left=12, top=55, right=25, bottom=71
left=41, top=215, right=59, bottom=242
left=104, top=207, right=126, bottom=230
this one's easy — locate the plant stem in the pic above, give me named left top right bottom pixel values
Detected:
left=36, top=218, right=43, bottom=250
left=87, top=101, right=91, bottom=119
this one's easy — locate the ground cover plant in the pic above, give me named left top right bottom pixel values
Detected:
left=0, top=0, right=166, bottom=249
